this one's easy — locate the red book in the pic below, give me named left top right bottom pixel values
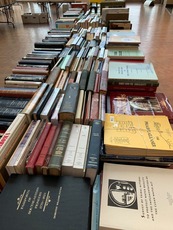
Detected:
left=90, top=92, right=99, bottom=123
left=34, top=124, right=61, bottom=174
left=42, top=122, right=62, bottom=175
left=109, top=91, right=173, bottom=123
left=25, top=122, right=51, bottom=174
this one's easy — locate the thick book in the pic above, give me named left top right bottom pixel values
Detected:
left=85, top=120, right=102, bottom=185
left=0, top=174, right=91, bottom=230
left=59, top=83, right=80, bottom=122
left=0, top=87, right=36, bottom=98
left=48, top=121, right=73, bottom=176
left=61, top=124, right=82, bottom=176
left=100, top=163, right=173, bottom=230
left=73, top=125, right=91, bottom=177
left=104, top=113, right=173, bottom=156
left=5, top=74, right=47, bottom=82
left=25, top=122, right=51, bottom=175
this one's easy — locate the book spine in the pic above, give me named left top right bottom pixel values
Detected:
left=86, top=70, right=96, bottom=92
left=48, top=121, right=73, bottom=176
left=61, top=124, right=82, bottom=176
left=50, top=93, right=64, bottom=125
left=90, top=93, right=100, bottom=123
left=79, top=69, right=89, bottom=90
left=85, top=119, right=102, bottom=184
left=34, top=124, right=57, bottom=174
left=25, top=122, right=51, bottom=174
left=73, top=125, right=91, bottom=177
left=91, top=174, right=101, bottom=230
left=41, top=122, right=62, bottom=175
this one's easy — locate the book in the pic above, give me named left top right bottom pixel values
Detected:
left=73, top=125, right=91, bottom=177
left=109, top=92, right=173, bottom=123
left=75, top=90, right=85, bottom=124
left=0, top=87, right=36, bottom=98
left=107, top=35, right=141, bottom=46
left=107, top=48, right=145, bottom=60
left=108, top=61, right=159, bottom=85
left=48, top=121, right=73, bottom=176
left=5, top=74, right=47, bottom=82
left=32, top=84, right=54, bottom=120
left=22, top=83, right=48, bottom=122
left=0, top=114, right=29, bottom=188
left=99, top=163, right=173, bottom=230
left=25, top=122, right=51, bottom=175
left=40, top=88, right=60, bottom=121
left=104, top=113, right=173, bottom=156
left=34, top=124, right=59, bottom=174
left=0, top=174, right=91, bottom=230
left=50, top=93, right=64, bottom=125
left=85, top=120, right=102, bottom=185
left=91, top=174, right=101, bottom=230
left=61, top=124, right=82, bottom=176
left=59, top=83, right=80, bottom=122
left=90, top=93, right=100, bottom=123
left=6, top=120, right=42, bottom=175
left=41, top=122, right=62, bottom=175
left=45, top=66, right=61, bottom=85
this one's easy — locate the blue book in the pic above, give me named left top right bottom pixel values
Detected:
left=91, top=174, right=101, bottom=230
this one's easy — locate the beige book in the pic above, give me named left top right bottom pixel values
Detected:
left=6, top=120, right=42, bottom=175
left=73, top=125, right=91, bottom=177
left=100, top=163, right=173, bottom=230
left=75, top=90, right=85, bottom=124
left=22, top=83, right=48, bottom=122
left=61, top=124, right=82, bottom=176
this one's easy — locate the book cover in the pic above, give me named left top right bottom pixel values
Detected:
left=100, top=163, right=173, bottom=230
left=0, top=174, right=91, bottom=230
left=104, top=113, right=173, bottom=156
left=109, top=92, right=173, bottom=123
left=108, top=61, right=159, bottom=83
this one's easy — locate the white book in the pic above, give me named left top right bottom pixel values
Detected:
left=0, top=114, right=29, bottom=168
left=6, top=120, right=42, bottom=175
left=40, top=87, right=60, bottom=121
left=100, top=163, right=173, bottom=230
left=61, top=124, right=82, bottom=176
left=50, top=93, right=64, bottom=125
left=73, top=125, right=91, bottom=177
left=75, top=90, right=85, bottom=124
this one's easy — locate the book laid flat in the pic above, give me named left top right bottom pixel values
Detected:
left=104, top=113, right=173, bottom=156
left=100, top=163, right=173, bottom=230
left=0, top=174, right=91, bottom=230
left=108, top=61, right=159, bottom=84
left=107, top=48, right=145, bottom=60
left=108, top=92, right=173, bottom=123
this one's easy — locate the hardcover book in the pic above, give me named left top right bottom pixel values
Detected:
left=104, top=113, right=173, bottom=156
left=59, top=83, right=80, bottom=122
left=100, top=163, right=173, bottom=230
left=0, top=174, right=91, bottom=230
left=109, top=92, right=173, bottom=123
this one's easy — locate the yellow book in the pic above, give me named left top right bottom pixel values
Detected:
left=104, top=114, right=173, bottom=156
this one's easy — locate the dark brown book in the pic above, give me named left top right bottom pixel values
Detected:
left=89, top=93, right=100, bottom=123
left=0, top=87, right=36, bottom=98
left=59, top=83, right=80, bottom=122
left=46, top=66, right=61, bottom=85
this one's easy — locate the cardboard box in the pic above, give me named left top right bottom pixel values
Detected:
left=21, top=13, right=39, bottom=24
left=39, top=13, right=48, bottom=23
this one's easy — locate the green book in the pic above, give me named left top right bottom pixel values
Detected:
left=48, top=121, right=73, bottom=176
left=107, top=48, right=145, bottom=60
left=108, top=61, right=159, bottom=84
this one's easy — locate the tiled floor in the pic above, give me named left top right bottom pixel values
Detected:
left=0, top=2, right=173, bottom=107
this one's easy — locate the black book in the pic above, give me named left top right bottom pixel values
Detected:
left=34, top=42, right=66, bottom=49
left=0, top=174, right=91, bottom=230
left=86, top=70, right=96, bottom=92
left=0, top=120, right=12, bottom=129
left=85, top=119, right=102, bottom=185
left=59, top=83, right=80, bottom=122
left=0, top=96, right=30, bottom=108
left=79, top=69, right=90, bottom=90
left=32, top=84, right=54, bottom=120
left=0, top=107, right=22, bottom=119
left=18, top=59, right=54, bottom=69
left=5, top=74, right=47, bottom=82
